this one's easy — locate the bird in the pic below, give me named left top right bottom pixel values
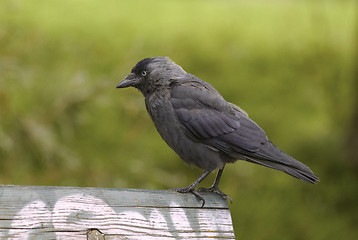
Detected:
left=116, top=57, right=319, bottom=206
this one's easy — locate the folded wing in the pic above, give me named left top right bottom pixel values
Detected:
left=170, top=77, right=319, bottom=183
left=170, top=78, right=267, bottom=155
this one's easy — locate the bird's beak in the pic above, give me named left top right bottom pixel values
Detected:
left=116, top=73, right=139, bottom=88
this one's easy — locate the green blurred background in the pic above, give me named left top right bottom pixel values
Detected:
left=0, top=0, right=357, bottom=239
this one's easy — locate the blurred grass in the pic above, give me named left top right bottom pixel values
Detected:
left=0, top=0, right=357, bottom=239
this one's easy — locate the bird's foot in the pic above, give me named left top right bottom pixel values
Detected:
left=198, top=186, right=233, bottom=203
left=172, top=187, right=206, bottom=207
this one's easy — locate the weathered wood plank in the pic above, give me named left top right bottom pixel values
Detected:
left=0, top=185, right=235, bottom=239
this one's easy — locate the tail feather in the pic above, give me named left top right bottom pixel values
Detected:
left=244, top=141, right=319, bottom=184
left=245, top=157, right=319, bottom=183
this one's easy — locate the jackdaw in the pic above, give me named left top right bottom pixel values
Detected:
left=117, top=57, right=319, bottom=206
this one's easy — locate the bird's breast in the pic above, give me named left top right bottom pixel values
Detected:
left=144, top=91, right=225, bottom=171
left=145, top=91, right=181, bottom=144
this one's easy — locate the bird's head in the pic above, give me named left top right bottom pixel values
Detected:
left=116, top=57, right=186, bottom=96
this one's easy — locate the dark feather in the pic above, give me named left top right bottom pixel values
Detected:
left=170, top=77, right=319, bottom=183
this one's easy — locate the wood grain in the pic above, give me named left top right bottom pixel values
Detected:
left=0, top=185, right=235, bottom=239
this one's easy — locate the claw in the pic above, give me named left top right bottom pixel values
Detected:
left=198, top=186, right=233, bottom=204
left=172, top=187, right=206, bottom=207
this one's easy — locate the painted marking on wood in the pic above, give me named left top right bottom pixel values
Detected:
left=0, top=185, right=235, bottom=239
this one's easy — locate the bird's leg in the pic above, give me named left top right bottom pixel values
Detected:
left=172, top=170, right=211, bottom=207
left=198, top=166, right=233, bottom=203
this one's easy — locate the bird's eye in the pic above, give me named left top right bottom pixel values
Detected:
left=141, top=71, right=147, bottom=77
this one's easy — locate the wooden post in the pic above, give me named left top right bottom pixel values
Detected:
left=0, top=185, right=235, bottom=239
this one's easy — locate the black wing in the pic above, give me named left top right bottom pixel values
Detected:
left=169, top=77, right=319, bottom=183
left=170, top=78, right=267, bottom=156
